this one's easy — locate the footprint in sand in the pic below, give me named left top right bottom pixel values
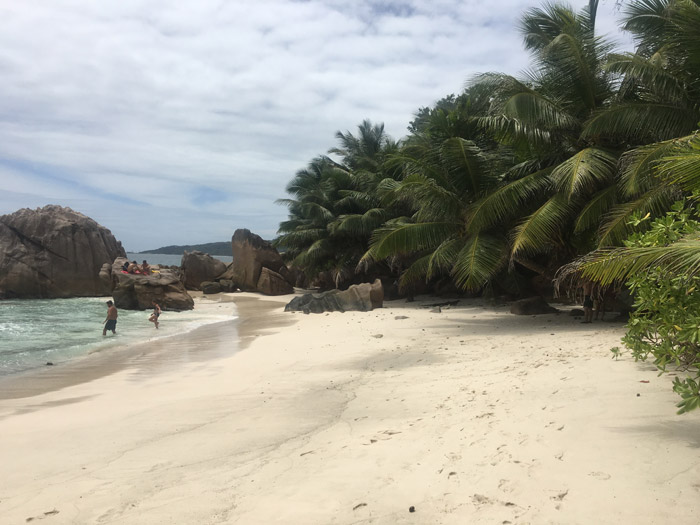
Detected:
left=363, top=430, right=401, bottom=444
left=551, top=489, right=569, bottom=501
left=498, top=479, right=514, bottom=493
left=26, top=510, right=59, bottom=522
left=472, top=494, right=492, bottom=506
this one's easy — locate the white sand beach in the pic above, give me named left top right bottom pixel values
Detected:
left=0, top=293, right=698, bottom=524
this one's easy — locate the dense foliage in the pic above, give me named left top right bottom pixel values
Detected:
left=623, top=206, right=700, bottom=413
left=277, top=0, right=700, bottom=295
left=615, top=204, right=700, bottom=413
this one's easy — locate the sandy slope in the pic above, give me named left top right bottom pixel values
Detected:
left=0, top=294, right=698, bottom=524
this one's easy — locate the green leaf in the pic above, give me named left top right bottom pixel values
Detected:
left=551, top=147, right=617, bottom=198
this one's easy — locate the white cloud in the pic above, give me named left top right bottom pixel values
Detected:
left=0, top=0, right=633, bottom=250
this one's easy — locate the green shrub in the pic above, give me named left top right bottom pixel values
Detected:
left=621, top=202, right=700, bottom=414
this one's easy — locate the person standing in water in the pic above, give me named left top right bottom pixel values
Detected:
left=103, top=300, right=118, bottom=336
left=149, top=300, right=161, bottom=329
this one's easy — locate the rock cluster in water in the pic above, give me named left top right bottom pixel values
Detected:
left=0, top=205, right=125, bottom=299
left=103, top=257, right=194, bottom=311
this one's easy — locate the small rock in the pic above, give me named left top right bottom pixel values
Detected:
left=46, top=362, right=53, bottom=366
left=372, top=334, right=384, bottom=338
left=409, top=506, right=415, bottom=513
left=395, top=315, right=409, bottom=320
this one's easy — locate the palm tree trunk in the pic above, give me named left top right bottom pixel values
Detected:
left=514, top=256, right=553, bottom=279
left=589, top=0, right=599, bottom=32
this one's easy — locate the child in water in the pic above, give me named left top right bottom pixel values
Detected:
left=149, top=300, right=161, bottom=329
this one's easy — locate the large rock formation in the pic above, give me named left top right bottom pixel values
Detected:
left=285, top=279, right=384, bottom=314
left=218, top=229, right=293, bottom=295
left=181, top=250, right=227, bottom=290
left=107, top=257, right=194, bottom=311
left=256, top=267, right=293, bottom=295
left=0, top=205, right=125, bottom=298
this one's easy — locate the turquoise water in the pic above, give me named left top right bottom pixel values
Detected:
left=126, top=252, right=232, bottom=266
left=0, top=297, right=237, bottom=376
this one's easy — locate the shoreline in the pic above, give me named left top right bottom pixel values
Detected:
left=0, top=293, right=288, bottom=400
left=0, top=296, right=698, bottom=524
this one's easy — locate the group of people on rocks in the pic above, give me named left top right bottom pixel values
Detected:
left=102, top=299, right=161, bottom=336
left=121, top=259, right=152, bottom=275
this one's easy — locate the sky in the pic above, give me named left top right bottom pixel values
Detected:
left=0, top=0, right=633, bottom=251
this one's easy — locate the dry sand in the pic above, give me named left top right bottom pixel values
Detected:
left=0, top=293, right=698, bottom=524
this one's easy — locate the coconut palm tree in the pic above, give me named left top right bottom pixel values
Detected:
left=577, top=0, right=700, bottom=244
left=275, top=120, right=402, bottom=285
left=365, top=1, right=620, bottom=292
left=467, top=1, right=622, bottom=272
left=361, top=85, right=519, bottom=292
left=557, top=131, right=700, bottom=285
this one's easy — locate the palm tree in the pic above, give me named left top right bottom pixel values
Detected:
left=578, top=0, right=700, bottom=244
left=557, top=131, right=700, bottom=285
left=361, top=86, right=517, bottom=292
left=437, top=2, right=620, bottom=282
left=275, top=121, right=401, bottom=286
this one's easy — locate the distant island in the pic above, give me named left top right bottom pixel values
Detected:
left=138, top=242, right=231, bottom=256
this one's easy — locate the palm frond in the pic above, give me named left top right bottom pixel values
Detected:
left=511, top=194, right=573, bottom=258
left=464, top=167, right=553, bottom=233
left=670, top=0, right=700, bottom=71
left=299, top=201, right=335, bottom=222
left=618, top=138, right=677, bottom=197
left=574, top=185, right=618, bottom=233
left=274, top=228, right=327, bottom=248
left=621, top=0, right=670, bottom=53
left=519, top=3, right=579, bottom=53
left=451, top=234, right=508, bottom=290
left=502, top=91, right=579, bottom=130
left=335, top=189, right=380, bottom=210
left=582, top=102, right=699, bottom=142
left=369, top=221, right=460, bottom=260
left=292, top=238, right=333, bottom=267
left=391, top=173, right=464, bottom=222
left=542, top=32, right=601, bottom=111
left=333, top=208, right=388, bottom=236
left=477, top=115, right=552, bottom=149
left=657, top=133, right=700, bottom=192
left=552, top=147, right=618, bottom=198
left=559, top=237, right=700, bottom=286
left=426, top=238, right=462, bottom=280
left=606, top=52, right=688, bottom=102
left=439, top=138, right=488, bottom=195
left=597, top=185, right=675, bottom=246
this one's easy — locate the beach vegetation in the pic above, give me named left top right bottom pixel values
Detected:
left=274, top=120, right=407, bottom=287
left=563, top=195, right=700, bottom=413
left=276, top=0, right=700, bottom=304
